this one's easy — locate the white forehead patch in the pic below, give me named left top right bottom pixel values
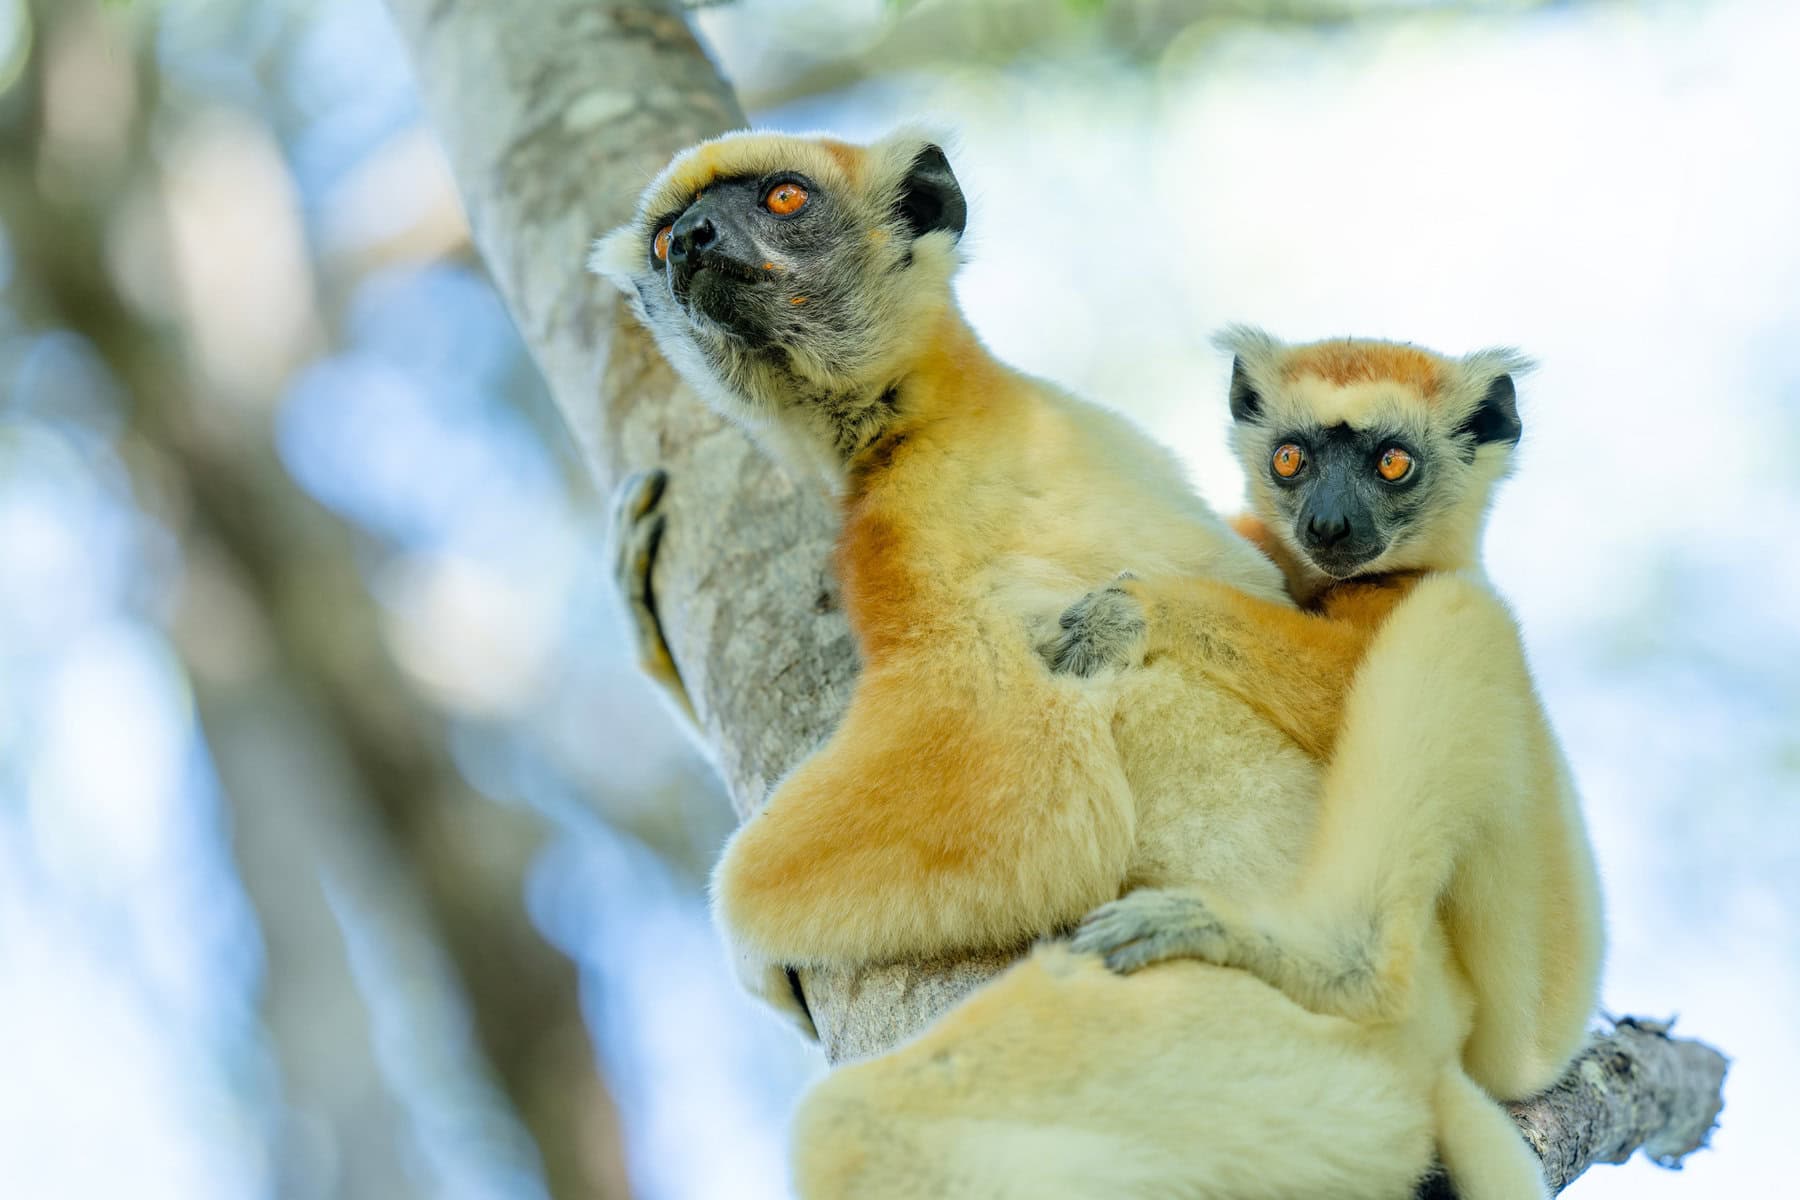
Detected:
left=1277, top=376, right=1421, bottom=430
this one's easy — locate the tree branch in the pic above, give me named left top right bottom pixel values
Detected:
left=1509, top=1018, right=1727, bottom=1193
left=384, top=1, right=1729, bottom=1190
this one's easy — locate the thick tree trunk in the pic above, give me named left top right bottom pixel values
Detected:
left=385, top=0, right=1728, bottom=1190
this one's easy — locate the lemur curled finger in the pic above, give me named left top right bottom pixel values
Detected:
left=591, top=130, right=1516, bottom=1199
left=609, top=467, right=697, bottom=726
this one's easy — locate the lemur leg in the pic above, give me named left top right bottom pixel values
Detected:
left=1076, top=574, right=1529, bottom=1025
left=713, top=656, right=1135, bottom=975
left=610, top=468, right=696, bottom=726
left=792, top=946, right=1438, bottom=1200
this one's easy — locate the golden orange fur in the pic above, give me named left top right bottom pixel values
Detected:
left=1283, top=338, right=1447, bottom=398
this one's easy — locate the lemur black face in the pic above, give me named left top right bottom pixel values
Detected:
left=595, top=136, right=973, bottom=465
left=637, top=145, right=967, bottom=359
left=1229, top=355, right=1523, bottom=578
left=1263, top=424, right=1427, bottom=576
left=646, top=174, right=839, bottom=345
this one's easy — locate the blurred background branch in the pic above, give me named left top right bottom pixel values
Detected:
left=1, top=2, right=633, bottom=1196
left=730, top=0, right=1572, bottom=111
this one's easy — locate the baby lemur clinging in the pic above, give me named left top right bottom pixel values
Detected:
left=1068, top=327, right=1605, bottom=1112
left=592, top=129, right=1573, bottom=1199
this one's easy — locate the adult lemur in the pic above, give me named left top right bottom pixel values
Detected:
left=591, top=129, right=1592, bottom=1198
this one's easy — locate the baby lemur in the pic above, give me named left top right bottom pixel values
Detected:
left=1064, top=328, right=1605, bottom=1115
left=592, top=129, right=1575, bottom=1198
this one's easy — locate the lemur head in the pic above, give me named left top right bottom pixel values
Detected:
left=1219, top=326, right=1530, bottom=587
left=589, top=128, right=967, bottom=480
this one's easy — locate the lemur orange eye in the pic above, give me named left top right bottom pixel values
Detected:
left=1377, top=446, right=1414, bottom=482
left=652, top=226, right=673, bottom=262
left=1272, top=443, right=1306, bottom=479
left=765, top=182, right=809, bottom=216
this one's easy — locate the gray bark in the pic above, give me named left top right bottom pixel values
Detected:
left=385, top=0, right=875, bottom=1042
left=1509, top=1018, right=1728, bottom=1193
left=384, top=0, right=1729, bottom=1190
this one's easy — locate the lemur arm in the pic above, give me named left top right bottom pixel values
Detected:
left=1136, top=573, right=1416, bottom=760
left=1048, top=572, right=1416, bottom=760
left=1074, top=573, right=1533, bottom=1026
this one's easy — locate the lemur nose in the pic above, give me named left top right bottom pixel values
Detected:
left=668, top=210, right=716, bottom=263
left=1306, top=513, right=1352, bottom=547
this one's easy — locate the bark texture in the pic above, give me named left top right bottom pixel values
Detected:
left=1509, top=1018, right=1728, bottom=1193
left=384, top=0, right=1729, bottom=1191
left=385, top=0, right=872, bottom=1042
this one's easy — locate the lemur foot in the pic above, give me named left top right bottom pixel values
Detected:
left=1070, top=888, right=1230, bottom=975
left=1043, top=572, right=1147, bottom=677
left=610, top=467, right=695, bottom=723
left=612, top=467, right=670, bottom=658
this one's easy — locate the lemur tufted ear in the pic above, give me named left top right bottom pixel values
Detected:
left=1227, top=357, right=1263, bottom=423
left=1458, top=373, right=1523, bottom=446
left=1214, top=325, right=1283, bottom=422
left=894, top=144, right=967, bottom=242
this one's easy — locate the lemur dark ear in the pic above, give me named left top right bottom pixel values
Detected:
left=1459, top=374, right=1523, bottom=445
left=895, top=144, right=966, bottom=241
left=1228, top=357, right=1263, bottom=422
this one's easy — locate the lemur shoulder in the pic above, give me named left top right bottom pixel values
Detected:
left=592, top=130, right=1548, bottom=1199
left=1068, top=329, right=1606, bottom=1109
